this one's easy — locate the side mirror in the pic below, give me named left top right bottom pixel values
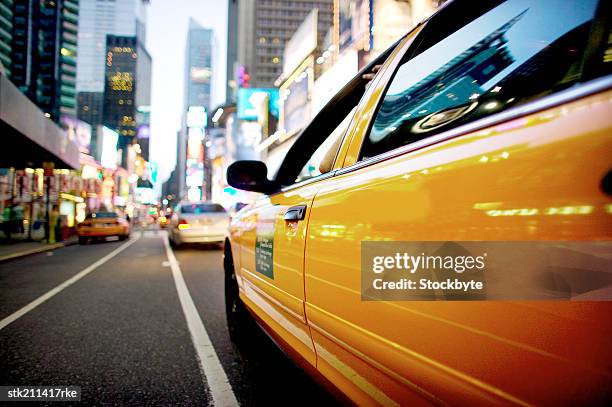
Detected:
left=227, top=161, right=279, bottom=194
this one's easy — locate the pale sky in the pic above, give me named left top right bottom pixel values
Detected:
left=147, top=0, right=228, bottom=184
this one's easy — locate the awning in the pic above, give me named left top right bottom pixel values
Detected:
left=0, top=74, right=80, bottom=169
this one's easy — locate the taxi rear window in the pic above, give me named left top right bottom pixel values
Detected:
left=181, top=204, right=226, bottom=214
left=87, top=212, right=117, bottom=219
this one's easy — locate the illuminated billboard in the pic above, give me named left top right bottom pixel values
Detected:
left=283, top=9, right=318, bottom=75
left=100, top=126, right=119, bottom=169
left=190, top=67, right=212, bottom=83
left=339, top=0, right=373, bottom=52
left=186, top=106, right=207, bottom=128
left=185, top=159, right=204, bottom=187
left=237, top=88, right=280, bottom=121
left=60, top=115, right=92, bottom=154
left=187, top=134, right=204, bottom=161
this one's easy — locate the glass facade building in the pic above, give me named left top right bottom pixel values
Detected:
left=9, top=0, right=79, bottom=122
left=0, top=0, right=12, bottom=75
left=76, top=0, right=149, bottom=158
left=102, top=34, right=151, bottom=166
left=76, top=0, right=148, bottom=93
left=228, top=0, right=333, bottom=91
left=185, top=19, right=213, bottom=111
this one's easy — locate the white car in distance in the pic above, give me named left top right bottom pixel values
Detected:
left=169, top=202, right=229, bottom=248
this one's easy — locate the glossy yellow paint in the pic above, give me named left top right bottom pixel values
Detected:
left=230, top=183, right=321, bottom=368
left=304, top=90, right=612, bottom=405
left=228, top=38, right=612, bottom=407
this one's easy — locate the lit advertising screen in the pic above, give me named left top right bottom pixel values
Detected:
left=186, top=106, right=207, bottom=128
left=237, top=88, right=280, bottom=121
left=100, top=126, right=119, bottom=169
left=190, top=67, right=212, bottom=84
left=187, top=134, right=204, bottom=161
left=185, top=159, right=204, bottom=187
left=60, top=115, right=92, bottom=154
left=136, top=124, right=150, bottom=139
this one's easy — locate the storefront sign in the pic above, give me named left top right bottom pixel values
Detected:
left=283, top=9, right=318, bottom=75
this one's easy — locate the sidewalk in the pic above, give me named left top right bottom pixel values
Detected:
left=0, top=236, right=78, bottom=263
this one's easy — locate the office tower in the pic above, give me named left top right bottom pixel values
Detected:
left=229, top=0, right=333, bottom=90
left=178, top=20, right=213, bottom=201
left=185, top=19, right=213, bottom=112
left=77, top=91, right=104, bottom=157
left=76, top=0, right=148, bottom=93
left=76, top=0, right=149, bottom=159
left=102, top=34, right=151, bottom=166
left=225, top=0, right=237, bottom=102
left=10, top=0, right=79, bottom=122
left=0, top=0, right=12, bottom=75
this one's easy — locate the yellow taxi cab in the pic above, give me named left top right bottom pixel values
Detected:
left=224, top=0, right=612, bottom=405
left=76, top=211, right=130, bottom=244
left=158, top=214, right=169, bottom=229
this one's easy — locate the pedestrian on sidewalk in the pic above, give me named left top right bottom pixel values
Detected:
left=48, top=206, right=60, bottom=244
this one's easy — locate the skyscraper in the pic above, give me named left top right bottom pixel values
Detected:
left=185, top=19, right=213, bottom=112
left=102, top=34, right=151, bottom=166
left=225, top=0, right=237, bottom=102
left=227, top=0, right=333, bottom=93
left=0, top=0, right=13, bottom=75
left=176, top=20, right=213, bottom=201
left=9, top=0, right=79, bottom=122
left=76, top=0, right=148, bottom=93
left=76, top=0, right=149, bottom=159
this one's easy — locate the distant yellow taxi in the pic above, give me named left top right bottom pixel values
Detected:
left=76, top=212, right=130, bottom=244
left=224, top=0, right=612, bottom=405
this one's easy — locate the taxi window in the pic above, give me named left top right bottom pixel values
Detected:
left=360, top=0, right=606, bottom=161
left=295, top=107, right=356, bottom=183
left=181, top=203, right=226, bottom=214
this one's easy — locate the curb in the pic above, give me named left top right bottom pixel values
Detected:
left=0, top=241, right=73, bottom=263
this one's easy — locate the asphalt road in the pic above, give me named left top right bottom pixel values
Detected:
left=0, top=228, right=338, bottom=406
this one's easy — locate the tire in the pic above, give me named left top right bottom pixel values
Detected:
left=169, top=235, right=178, bottom=249
left=78, top=236, right=87, bottom=245
left=118, top=234, right=126, bottom=241
left=224, top=242, right=255, bottom=343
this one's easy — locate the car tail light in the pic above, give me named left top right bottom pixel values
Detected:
left=177, top=218, right=190, bottom=230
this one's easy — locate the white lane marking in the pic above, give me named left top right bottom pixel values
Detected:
left=0, top=238, right=138, bottom=331
left=163, top=236, right=238, bottom=407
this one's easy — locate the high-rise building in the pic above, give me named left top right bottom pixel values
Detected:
left=102, top=34, right=151, bottom=166
left=228, top=0, right=333, bottom=91
left=0, top=0, right=13, bottom=75
left=185, top=19, right=213, bottom=111
left=77, top=91, right=104, bottom=157
left=76, top=0, right=148, bottom=93
left=76, top=0, right=149, bottom=159
left=225, top=0, right=238, bottom=102
left=176, top=20, right=213, bottom=201
left=9, top=0, right=79, bottom=122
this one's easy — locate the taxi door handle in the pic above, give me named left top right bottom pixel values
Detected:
left=284, top=205, right=307, bottom=221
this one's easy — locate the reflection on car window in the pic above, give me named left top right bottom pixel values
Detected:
left=361, top=0, right=604, bottom=160
left=295, top=107, right=356, bottom=183
left=181, top=203, right=226, bottom=214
